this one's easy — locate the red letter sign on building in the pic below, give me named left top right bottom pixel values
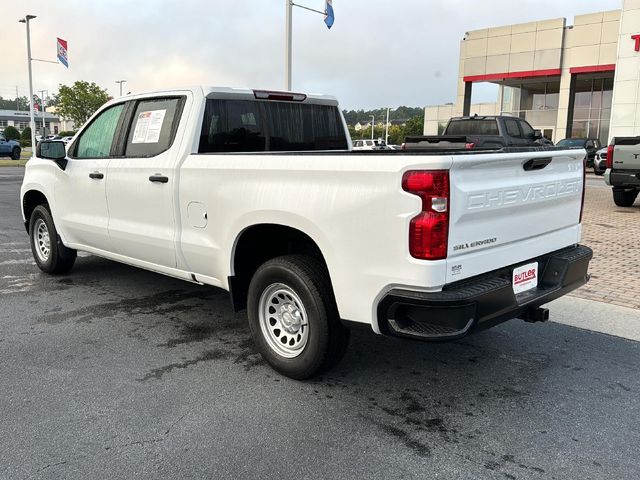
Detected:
left=632, top=34, right=640, bottom=52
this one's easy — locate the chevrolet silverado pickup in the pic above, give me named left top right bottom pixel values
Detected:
left=21, top=87, right=592, bottom=379
left=604, top=137, right=640, bottom=206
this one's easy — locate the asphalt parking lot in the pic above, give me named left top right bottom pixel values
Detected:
left=1, top=167, right=639, bottom=480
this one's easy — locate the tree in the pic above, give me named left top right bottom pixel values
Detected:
left=3, top=126, right=20, bottom=141
left=20, top=127, right=32, bottom=147
left=403, top=115, right=425, bottom=137
left=56, top=81, right=110, bottom=127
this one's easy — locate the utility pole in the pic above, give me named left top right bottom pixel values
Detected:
left=370, top=115, right=375, bottom=141
left=285, top=0, right=292, bottom=91
left=19, top=15, right=37, bottom=150
left=115, top=80, right=127, bottom=97
left=15, top=86, right=19, bottom=110
left=39, top=89, right=48, bottom=137
left=385, top=108, right=390, bottom=145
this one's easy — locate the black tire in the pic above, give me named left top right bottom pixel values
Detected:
left=594, top=169, right=604, bottom=176
left=612, top=188, right=638, bottom=207
left=247, top=255, right=350, bottom=380
left=29, top=205, right=76, bottom=274
left=11, top=147, right=21, bottom=160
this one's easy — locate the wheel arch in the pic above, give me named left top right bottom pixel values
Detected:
left=228, top=223, right=335, bottom=313
left=22, top=189, right=50, bottom=232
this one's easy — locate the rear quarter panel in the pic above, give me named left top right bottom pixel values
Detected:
left=177, top=153, right=453, bottom=329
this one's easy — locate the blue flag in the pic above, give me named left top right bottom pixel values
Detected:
left=324, top=0, right=334, bottom=29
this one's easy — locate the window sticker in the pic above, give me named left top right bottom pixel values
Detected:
left=132, top=109, right=166, bottom=144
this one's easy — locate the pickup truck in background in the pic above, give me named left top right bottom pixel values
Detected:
left=21, top=87, right=592, bottom=379
left=605, top=137, right=640, bottom=206
left=403, top=115, right=546, bottom=151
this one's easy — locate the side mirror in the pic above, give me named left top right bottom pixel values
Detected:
left=36, top=140, right=67, bottom=170
left=532, top=129, right=543, bottom=140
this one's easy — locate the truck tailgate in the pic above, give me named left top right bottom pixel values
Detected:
left=446, top=149, right=584, bottom=283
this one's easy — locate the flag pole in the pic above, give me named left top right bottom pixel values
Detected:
left=285, top=0, right=292, bottom=91
left=286, top=1, right=330, bottom=91
left=19, top=15, right=37, bottom=151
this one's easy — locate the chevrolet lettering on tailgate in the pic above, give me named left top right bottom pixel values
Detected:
left=468, top=179, right=581, bottom=210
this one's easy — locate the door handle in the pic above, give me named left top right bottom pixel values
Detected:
left=149, top=174, right=169, bottom=184
left=89, top=172, right=104, bottom=179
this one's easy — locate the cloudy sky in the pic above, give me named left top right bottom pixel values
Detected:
left=4, top=0, right=622, bottom=110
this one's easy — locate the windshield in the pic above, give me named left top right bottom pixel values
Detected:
left=557, top=139, right=586, bottom=147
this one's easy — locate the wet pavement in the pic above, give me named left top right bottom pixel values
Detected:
left=1, top=167, right=639, bottom=479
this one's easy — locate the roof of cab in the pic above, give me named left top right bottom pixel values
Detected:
left=110, top=86, right=338, bottom=107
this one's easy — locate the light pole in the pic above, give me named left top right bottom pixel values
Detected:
left=19, top=14, right=37, bottom=151
left=115, top=80, right=127, bottom=97
left=370, top=115, right=375, bottom=141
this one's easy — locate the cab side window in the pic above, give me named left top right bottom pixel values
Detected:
left=75, top=104, right=124, bottom=159
left=504, top=118, right=521, bottom=138
left=124, top=97, right=183, bottom=157
left=518, top=120, right=534, bottom=138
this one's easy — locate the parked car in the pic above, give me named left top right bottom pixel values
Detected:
left=0, top=133, right=21, bottom=160
left=60, top=136, right=74, bottom=145
left=23, top=86, right=592, bottom=379
left=604, top=137, right=640, bottom=206
left=352, top=139, right=387, bottom=150
left=556, top=138, right=602, bottom=168
left=403, top=115, right=545, bottom=151
left=594, top=147, right=607, bottom=175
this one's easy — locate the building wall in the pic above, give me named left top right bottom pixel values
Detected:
left=424, top=9, right=625, bottom=142
left=555, top=10, right=620, bottom=140
left=610, top=0, right=640, bottom=138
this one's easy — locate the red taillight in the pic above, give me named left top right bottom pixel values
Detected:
left=465, top=142, right=475, bottom=149
left=402, top=170, right=450, bottom=260
left=606, top=144, right=614, bottom=169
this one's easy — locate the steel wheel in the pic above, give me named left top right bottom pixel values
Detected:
left=258, top=283, right=309, bottom=358
left=33, top=218, right=51, bottom=262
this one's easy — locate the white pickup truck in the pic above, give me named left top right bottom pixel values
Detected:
left=21, top=86, right=592, bottom=379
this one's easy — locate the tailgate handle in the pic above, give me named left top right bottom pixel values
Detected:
left=523, top=157, right=552, bottom=171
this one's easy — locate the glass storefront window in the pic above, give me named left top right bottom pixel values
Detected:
left=569, top=73, right=614, bottom=144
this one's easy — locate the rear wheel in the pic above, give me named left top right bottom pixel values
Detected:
left=29, top=205, right=76, bottom=274
left=11, top=147, right=21, bottom=160
left=247, top=255, right=349, bottom=380
left=612, top=188, right=638, bottom=207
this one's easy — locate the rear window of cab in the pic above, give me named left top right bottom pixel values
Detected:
left=198, top=99, right=348, bottom=153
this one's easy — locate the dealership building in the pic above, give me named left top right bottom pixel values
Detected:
left=424, top=0, right=640, bottom=144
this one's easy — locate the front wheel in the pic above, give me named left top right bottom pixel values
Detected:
left=612, top=188, right=638, bottom=207
left=247, top=255, right=350, bottom=380
left=29, top=205, right=76, bottom=274
left=11, top=147, right=21, bottom=160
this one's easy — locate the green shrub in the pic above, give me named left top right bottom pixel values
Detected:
left=20, top=127, right=32, bottom=147
left=3, top=126, right=20, bottom=141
